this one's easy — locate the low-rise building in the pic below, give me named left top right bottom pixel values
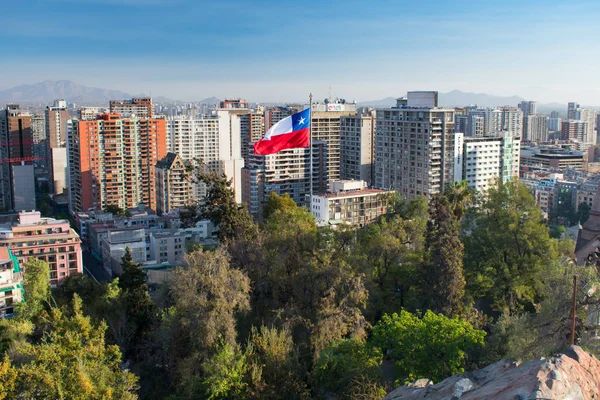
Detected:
left=0, top=211, right=82, bottom=287
left=0, top=247, right=23, bottom=318
left=310, top=180, right=393, bottom=227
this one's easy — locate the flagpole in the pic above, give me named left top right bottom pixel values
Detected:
left=309, top=93, right=313, bottom=201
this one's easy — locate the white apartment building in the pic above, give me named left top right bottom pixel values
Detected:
left=375, top=91, right=457, bottom=200
left=526, top=115, right=549, bottom=142
left=311, top=101, right=357, bottom=184
left=340, top=111, right=375, bottom=185
left=166, top=111, right=244, bottom=203
left=455, top=133, right=521, bottom=192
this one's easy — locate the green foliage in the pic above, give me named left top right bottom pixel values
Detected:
left=485, top=261, right=600, bottom=362
left=263, top=192, right=298, bottom=221
left=371, top=310, right=485, bottom=384
left=252, top=206, right=369, bottom=360
left=0, top=295, right=138, bottom=399
left=245, top=325, right=309, bottom=399
left=190, top=164, right=258, bottom=241
left=550, top=225, right=566, bottom=239
left=353, top=196, right=428, bottom=321
left=421, top=194, right=466, bottom=317
left=105, top=204, right=129, bottom=217
left=201, top=341, right=249, bottom=400
left=312, top=338, right=383, bottom=399
left=18, top=258, right=50, bottom=321
left=444, top=180, right=473, bottom=221
left=464, top=179, right=556, bottom=313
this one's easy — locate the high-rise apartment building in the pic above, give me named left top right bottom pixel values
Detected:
left=455, top=133, right=520, bottom=193
left=68, top=112, right=167, bottom=212
left=31, top=114, right=46, bottom=166
left=155, top=153, right=192, bottom=215
left=78, top=107, right=104, bottom=120
left=525, top=115, right=549, bottom=142
left=0, top=105, right=36, bottom=211
left=561, top=120, right=589, bottom=142
left=109, top=97, right=153, bottom=118
left=242, top=142, right=328, bottom=215
left=340, top=111, right=375, bottom=185
left=264, top=106, right=299, bottom=131
left=45, top=100, right=70, bottom=195
left=518, top=101, right=537, bottom=116
left=220, top=99, right=248, bottom=109
left=239, top=110, right=264, bottom=161
left=311, top=101, right=357, bottom=184
left=499, top=106, right=523, bottom=138
left=519, top=101, right=537, bottom=141
left=375, top=92, right=457, bottom=200
left=166, top=111, right=245, bottom=203
left=568, top=102, right=580, bottom=120
left=574, top=108, right=597, bottom=145
left=548, top=117, right=562, bottom=132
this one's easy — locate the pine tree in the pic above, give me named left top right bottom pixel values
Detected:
left=421, top=195, right=466, bottom=317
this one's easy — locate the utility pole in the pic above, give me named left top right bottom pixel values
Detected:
left=571, top=274, right=577, bottom=346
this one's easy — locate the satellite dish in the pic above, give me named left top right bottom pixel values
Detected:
left=324, top=98, right=330, bottom=104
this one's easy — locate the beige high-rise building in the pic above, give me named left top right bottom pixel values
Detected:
left=526, top=115, right=549, bottom=142
left=45, top=100, right=70, bottom=195
left=340, top=111, right=375, bottom=185
left=155, top=153, right=192, bottom=215
left=375, top=91, right=458, bottom=200
left=311, top=101, right=357, bottom=184
left=242, top=142, right=328, bottom=216
left=109, top=97, right=153, bottom=118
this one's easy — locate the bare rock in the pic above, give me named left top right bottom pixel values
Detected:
left=383, top=346, right=600, bottom=400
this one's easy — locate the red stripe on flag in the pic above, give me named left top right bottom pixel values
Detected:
left=253, top=127, right=310, bottom=155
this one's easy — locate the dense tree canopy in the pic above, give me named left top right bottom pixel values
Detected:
left=9, top=177, right=596, bottom=399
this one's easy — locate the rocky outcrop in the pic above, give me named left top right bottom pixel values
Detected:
left=384, top=346, right=600, bottom=400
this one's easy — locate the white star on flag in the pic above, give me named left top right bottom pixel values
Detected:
left=298, top=116, right=305, bottom=125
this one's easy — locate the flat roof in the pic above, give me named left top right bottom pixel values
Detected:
left=315, top=188, right=391, bottom=199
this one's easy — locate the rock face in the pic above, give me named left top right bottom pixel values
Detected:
left=384, top=346, right=600, bottom=400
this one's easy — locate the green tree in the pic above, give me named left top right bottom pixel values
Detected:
left=464, top=179, right=557, bottom=312
left=245, top=326, right=309, bottom=399
left=444, top=180, right=473, bottom=221
left=421, top=195, right=466, bottom=317
left=251, top=206, right=369, bottom=360
left=1, top=295, right=138, bottom=399
left=153, top=248, right=251, bottom=396
left=263, top=192, right=297, bottom=221
left=370, top=310, right=485, bottom=384
left=188, top=165, right=258, bottom=241
left=311, top=338, right=384, bottom=400
left=118, top=248, right=154, bottom=359
left=578, top=202, right=591, bottom=224
left=105, top=204, right=128, bottom=217
left=18, top=259, right=50, bottom=321
left=200, top=341, right=249, bottom=400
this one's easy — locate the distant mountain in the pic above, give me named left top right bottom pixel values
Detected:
left=438, top=90, right=525, bottom=107
left=0, top=80, right=134, bottom=105
left=198, top=96, right=220, bottom=104
left=357, top=97, right=397, bottom=107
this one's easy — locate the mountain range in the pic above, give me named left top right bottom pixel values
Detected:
left=0, top=80, right=570, bottom=112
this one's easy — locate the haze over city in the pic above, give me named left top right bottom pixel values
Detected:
left=2, top=0, right=600, bottom=103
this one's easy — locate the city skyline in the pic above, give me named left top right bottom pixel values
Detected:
left=2, top=0, right=600, bottom=104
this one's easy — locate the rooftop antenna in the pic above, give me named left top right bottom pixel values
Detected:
left=329, top=86, right=332, bottom=101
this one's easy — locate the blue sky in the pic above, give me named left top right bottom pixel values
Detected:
left=2, top=0, right=600, bottom=104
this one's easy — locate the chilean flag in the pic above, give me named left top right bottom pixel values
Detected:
left=253, top=108, right=310, bottom=155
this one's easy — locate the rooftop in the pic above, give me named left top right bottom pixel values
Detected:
left=315, top=188, right=391, bottom=199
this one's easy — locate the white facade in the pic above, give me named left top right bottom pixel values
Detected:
left=455, top=133, right=520, bottom=192
left=167, top=112, right=244, bottom=203
left=340, top=112, right=374, bottom=185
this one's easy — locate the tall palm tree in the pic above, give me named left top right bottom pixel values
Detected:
left=444, top=180, right=473, bottom=221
